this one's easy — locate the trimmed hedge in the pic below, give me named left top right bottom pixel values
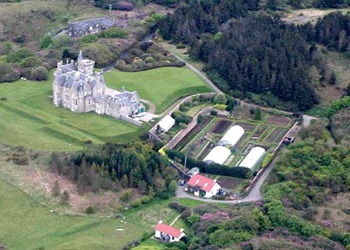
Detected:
left=166, top=149, right=250, bottom=179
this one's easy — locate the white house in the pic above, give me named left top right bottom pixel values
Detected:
left=186, top=174, right=221, bottom=198
left=157, top=115, right=176, bottom=133
left=155, top=220, right=185, bottom=242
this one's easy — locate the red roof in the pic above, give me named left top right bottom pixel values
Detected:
left=187, top=174, right=215, bottom=193
left=155, top=223, right=183, bottom=238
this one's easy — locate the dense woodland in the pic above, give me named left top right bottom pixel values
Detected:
left=50, top=142, right=178, bottom=196
left=159, top=9, right=350, bottom=110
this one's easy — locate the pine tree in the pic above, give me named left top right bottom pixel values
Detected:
left=60, top=191, right=70, bottom=206
left=51, top=180, right=60, bottom=197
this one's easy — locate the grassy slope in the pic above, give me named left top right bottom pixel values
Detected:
left=0, top=73, right=139, bottom=151
left=104, top=67, right=214, bottom=114
left=0, top=178, right=181, bottom=250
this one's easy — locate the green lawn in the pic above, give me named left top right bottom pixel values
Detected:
left=104, top=67, right=214, bottom=114
left=0, top=179, right=181, bottom=250
left=0, top=73, right=142, bottom=151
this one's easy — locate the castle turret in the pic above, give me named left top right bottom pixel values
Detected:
left=77, top=51, right=94, bottom=76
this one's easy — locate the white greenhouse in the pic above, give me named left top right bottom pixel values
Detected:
left=218, top=125, right=244, bottom=147
left=157, top=115, right=175, bottom=133
left=203, top=146, right=231, bottom=165
left=239, top=146, right=266, bottom=170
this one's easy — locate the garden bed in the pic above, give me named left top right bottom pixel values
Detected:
left=174, top=116, right=212, bottom=151
left=210, top=119, right=233, bottom=134
left=234, top=122, right=257, bottom=132
left=266, top=114, right=291, bottom=126
left=265, top=127, right=288, bottom=143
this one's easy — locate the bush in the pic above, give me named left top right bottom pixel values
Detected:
left=140, top=195, right=151, bottom=204
left=176, top=43, right=186, bottom=49
left=214, top=93, right=227, bottom=104
left=41, top=35, right=52, bottom=49
left=210, top=109, right=217, bottom=116
left=0, top=61, right=12, bottom=75
left=130, top=199, right=142, bottom=207
left=120, top=190, right=133, bottom=202
left=81, top=34, right=98, bottom=43
left=144, top=56, right=155, bottom=63
left=7, top=48, right=35, bottom=63
left=0, top=96, right=7, bottom=101
left=254, top=107, right=262, bottom=120
left=31, top=66, right=48, bottom=81
left=168, top=202, right=187, bottom=213
left=19, top=57, right=41, bottom=68
left=187, top=214, right=200, bottom=225
left=85, top=206, right=95, bottom=214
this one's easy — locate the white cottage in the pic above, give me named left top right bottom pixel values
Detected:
left=155, top=220, right=185, bottom=242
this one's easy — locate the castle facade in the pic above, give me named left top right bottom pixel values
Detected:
left=52, top=51, right=144, bottom=119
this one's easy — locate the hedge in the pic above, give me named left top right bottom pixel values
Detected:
left=166, top=149, right=250, bottom=179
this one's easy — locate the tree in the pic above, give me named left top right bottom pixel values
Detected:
left=60, top=191, right=70, bottom=206
left=168, top=180, right=177, bottom=192
left=51, top=180, right=60, bottom=197
left=254, top=107, right=262, bottom=120
left=329, top=72, right=337, bottom=85
left=121, top=174, right=128, bottom=188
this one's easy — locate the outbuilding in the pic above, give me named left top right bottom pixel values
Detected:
left=239, top=146, right=266, bottom=171
left=155, top=220, right=185, bottom=242
left=218, top=125, right=244, bottom=147
left=157, top=115, right=175, bottom=133
left=203, top=146, right=231, bottom=165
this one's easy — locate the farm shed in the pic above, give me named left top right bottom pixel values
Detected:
left=218, top=125, right=244, bottom=147
left=157, top=115, right=175, bottom=133
left=239, top=146, right=266, bottom=170
left=203, top=146, right=231, bottom=165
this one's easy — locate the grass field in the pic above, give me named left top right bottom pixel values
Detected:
left=104, top=67, right=214, bottom=114
left=0, top=178, right=183, bottom=250
left=0, top=73, right=143, bottom=151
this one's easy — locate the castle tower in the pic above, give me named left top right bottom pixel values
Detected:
left=77, top=51, right=95, bottom=76
left=93, top=72, right=106, bottom=97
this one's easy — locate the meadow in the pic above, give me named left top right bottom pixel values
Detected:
left=0, top=73, right=142, bottom=151
left=0, top=178, right=183, bottom=250
left=104, top=67, right=214, bottom=114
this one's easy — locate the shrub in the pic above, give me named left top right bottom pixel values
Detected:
left=168, top=202, right=187, bottom=213
left=0, top=61, right=12, bottom=74
left=31, top=66, right=48, bottom=81
left=85, top=206, right=95, bottom=214
left=176, top=43, right=186, bottom=49
left=51, top=180, right=60, bottom=197
left=19, top=57, right=41, bottom=68
left=120, top=190, right=133, bottom=202
left=214, top=93, right=227, bottom=104
left=80, top=34, right=98, bottom=43
left=130, top=199, right=142, bottom=207
left=144, top=56, right=155, bottom=63
left=187, top=214, right=200, bottom=225
left=41, top=35, right=52, bottom=49
left=210, top=109, right=217, bottom=116
left=7, top=48, right=35, bottom=63
left=140, top=195, right=151, bottom=204
left=0, top=96, right=7, bottom=101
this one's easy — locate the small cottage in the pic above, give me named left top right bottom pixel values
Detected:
left=155, top=220, right=185, bottom=243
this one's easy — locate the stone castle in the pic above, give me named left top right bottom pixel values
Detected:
left=52, top=51, right=144, bottom=119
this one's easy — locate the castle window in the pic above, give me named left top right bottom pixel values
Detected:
left=75, top=100, right=77, bottom=105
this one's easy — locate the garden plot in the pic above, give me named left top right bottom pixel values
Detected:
left=265, top=127, right=289, bottom=143
left=234, top=122, right=257, bottom=132
left=210, top=120, right=233, bottom=134
left=253, top=125, right=268, bottom=138
left=266, top=114, right=291, bottom=126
